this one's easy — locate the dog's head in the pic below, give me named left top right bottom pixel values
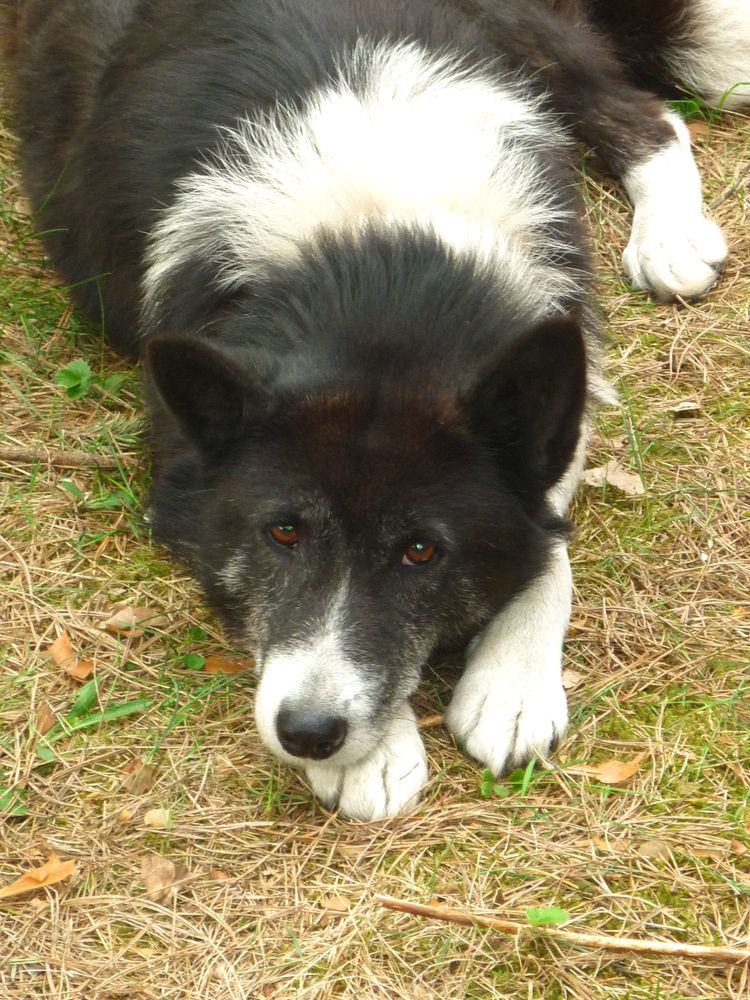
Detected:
left=145, top=312, right=585, bottom=768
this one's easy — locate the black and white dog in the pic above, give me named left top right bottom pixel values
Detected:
left=4, top=0, right=748, bottom=819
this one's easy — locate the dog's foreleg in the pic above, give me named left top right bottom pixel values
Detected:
left=462, top=0, right=727, bottom=299
left=446, top=425, right=587, bottom=774
left=620, top=111, right=727, bottom=301
left=303, top=702, right=428, bottom=821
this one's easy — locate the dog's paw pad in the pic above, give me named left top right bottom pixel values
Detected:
left=446, top=668, right=568, bottom=776
left=623, top=213, right=727, bottom=301
left=304, top=714, right=428, bottom=820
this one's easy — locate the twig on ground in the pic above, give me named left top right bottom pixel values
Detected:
left=374, top=895, right=750, bottom=964
left=0, top=446, right=133, bottom=470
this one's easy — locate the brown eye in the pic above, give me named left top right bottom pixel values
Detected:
left=270, top=524, right=299, bottom=548
left=402, top=541, right=437, bottom=567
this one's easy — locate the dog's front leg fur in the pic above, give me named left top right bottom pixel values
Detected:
left=446, top=540, right=571, bottom=774
left=446, top=427, right=587, bottom=775
left=303, top=703, right=428, bottom=821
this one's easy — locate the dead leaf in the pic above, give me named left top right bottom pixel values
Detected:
left=561, top=668, right=584, bottom=691
left=730, top=839, right=747, bottom=856
left=48, top=632, right=75, bottom=667
left=666, top=399, right=701, bottom=419
left=581, top=460, right=645, bottom=497
left=417, top=713, right=445, bottom=729
left=319, top=894, right=351, bottom=913
left=143, top=807, right=170, bottom=829
left=566, top=753, right=646, bottom=785
left=118, top=808, right=135, bottom=824
left=637, top=840, right=671, bottom=860
left=0, top=855, right=76, bottom=899
left=66, top=658, right=94, bottom=682
left=203, top=654, right=254, bottom=675
left=141, top=854, right=186, bottom=903
left=121, top=760, right=157, bottom=795
left=103, top=606, right=167, bottom=638
left=47, top=632, right=95, bottom=682
left=208, top=867, right=231, bottom=881
left=35, top=705, right=57, bottom=736
left=687, top=119, right=709, bottom=140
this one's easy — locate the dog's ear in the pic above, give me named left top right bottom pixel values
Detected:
left=145, top=335, right=268, bottom=454
left=468, top=316, right=587, bottom=502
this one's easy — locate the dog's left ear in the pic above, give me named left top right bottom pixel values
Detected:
left=468, top=316, right=587, bottom=503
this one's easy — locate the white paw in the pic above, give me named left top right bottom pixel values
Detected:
left=446, top=650, right=568, bottom=776
left=303, top=707, right=428, bottom=820
left=623, top=211, right=727, bottom=301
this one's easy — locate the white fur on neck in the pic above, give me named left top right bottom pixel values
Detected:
left=143, top=37, right=581, bottom=324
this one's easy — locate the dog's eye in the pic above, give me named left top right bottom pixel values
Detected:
left=402, top=541, right=438, bottom=567
left=269, top=524, right=300, bottom=548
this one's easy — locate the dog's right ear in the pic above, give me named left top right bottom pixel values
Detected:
left=144, top=335, right=267, bottom=454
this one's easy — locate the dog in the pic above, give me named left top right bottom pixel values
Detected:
left=3, top=0, right=747, bottom=819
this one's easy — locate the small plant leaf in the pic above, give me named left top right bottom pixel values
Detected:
left=56, top=359, right=93, bottom=399
left=526, top=906, right=570, bottom=927
left=0, top=787, right=29, bottom=817
left=182, top=652, right=206, bottom=671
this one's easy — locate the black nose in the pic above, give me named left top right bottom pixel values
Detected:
left=276, top=707, right=348, bottom=760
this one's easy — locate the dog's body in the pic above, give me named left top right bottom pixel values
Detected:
left=4, top=0, right=748, bottom=818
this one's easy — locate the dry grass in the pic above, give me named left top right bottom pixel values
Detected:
left=1, top=93, right=749, bottom=999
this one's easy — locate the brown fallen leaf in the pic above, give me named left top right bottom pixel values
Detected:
left=48, top=632, right=75, bottom=667
left=580, top=460, right=645, bottom=498
left=417, top=713, right=445, bottom=729
left=35, top=705, right=57, bottom=736
left=0, top=854, right=76, bottom=899
left=320, top=894, right=351, bottom=913
left=121, top=760, right=158, bottom=795
left=208, top=867, right=231, bottom=881
left=143, top=807, right=171, bottom=829
left=638, top=840, right=671, bottom=860
left=103, top=605, right=168, bottom=638
left=666, top=399, right=701, bottom=419
left=730, top=840, right=747, bottom=856
left=566, top=753, right=646, bottom=785
left=561, top=668, right=584, bottom=691
left=203, top=654, right=254, bottom=675
left=66, top=657, right=94, bottom=682
left=141, top=854, right=187, bottom=903
left=687, top=119, right=709, bottom=141
left=47, top=632, right=95, bottom=683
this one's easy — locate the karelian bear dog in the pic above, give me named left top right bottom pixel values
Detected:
left=3, top=0, right=748, bottom=818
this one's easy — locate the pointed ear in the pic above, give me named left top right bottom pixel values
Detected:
left=144, top=335, right=266, bottom=453
left=469, top=316, right=587, bottom=502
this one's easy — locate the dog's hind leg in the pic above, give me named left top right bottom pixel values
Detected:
left=446, top=426, right=588, bottom=776
left=460, top=0, right=727, bottom=300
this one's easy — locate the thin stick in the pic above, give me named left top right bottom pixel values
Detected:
left=0, top=446, right=132, bottom=470
left=374, top=895, right=750, bottom=964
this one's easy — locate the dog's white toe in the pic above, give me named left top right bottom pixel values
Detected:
left=303, top=706, right=428, bottom=820
left=623, top=212, right=727, bottom=301
left=446, top=661, right=568, bottom=775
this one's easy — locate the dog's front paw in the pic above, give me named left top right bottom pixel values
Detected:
left=623, top=210, right=727, bottom=301
left=446, top=657, right=568, bottom=776
left=303, top=707, right=428, bottom=820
